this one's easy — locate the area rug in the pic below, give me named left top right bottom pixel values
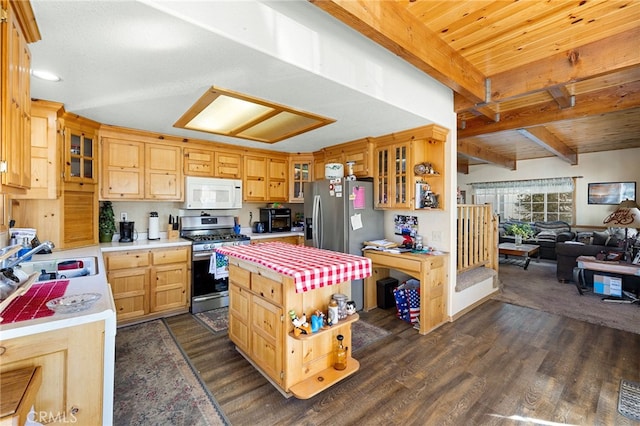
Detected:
left=619, top=379, right=640, bottom=421
left=194, top=307, right=390, bottom=350
left=114, top=319, right=229, bottom=425
left=493, top=260, right=640, bottom=334
left=195, top=307, right=229, bottom=332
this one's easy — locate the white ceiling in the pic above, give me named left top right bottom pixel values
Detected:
left=29, top=0, right=453, bottom=153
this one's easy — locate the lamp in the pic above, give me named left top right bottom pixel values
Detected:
left=602, top=199, right=640, bottom=261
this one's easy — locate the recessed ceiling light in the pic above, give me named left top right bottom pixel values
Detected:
left=174, top=86, right=335, bottom=143
left=31, top=69, right=61, bottom=82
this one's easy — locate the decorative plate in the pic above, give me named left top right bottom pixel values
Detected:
left=414, top=163, right=427, bottom=175
left=46, top=293, right=101, bottom=314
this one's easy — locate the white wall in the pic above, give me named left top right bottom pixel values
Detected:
left=457, top=148, right=640, bottom=228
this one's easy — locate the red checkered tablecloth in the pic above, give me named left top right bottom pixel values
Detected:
left=215, top=242, right=371, bottom=293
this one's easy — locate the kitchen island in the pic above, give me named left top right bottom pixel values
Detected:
left=216, top=242, right=371, bottom=399
left=0, top=246, right=116, bottom=425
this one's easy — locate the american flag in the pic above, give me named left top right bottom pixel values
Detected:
left=393, top=281, right=420, bottom=324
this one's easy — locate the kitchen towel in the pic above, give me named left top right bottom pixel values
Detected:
left=210, top=252, right=229, bottom=280
left=0, top=280, right=70, bottom=323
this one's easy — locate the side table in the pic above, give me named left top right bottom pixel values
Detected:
left=573, top=256, right=640, bottom=302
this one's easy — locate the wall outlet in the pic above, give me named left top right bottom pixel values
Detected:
left=120, top=212, right=128, bottom=221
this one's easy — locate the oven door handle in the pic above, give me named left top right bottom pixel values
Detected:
left=193, top=251, right=216, bottom=260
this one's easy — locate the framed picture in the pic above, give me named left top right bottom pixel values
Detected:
left=587, top=182, right=636, bottom=205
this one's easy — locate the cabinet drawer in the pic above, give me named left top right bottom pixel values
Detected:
left=104, top=251, right=150, bottom=270
left=229, top=264, right=250, bottom=289
left=252, top=273, right=283, bottom=305
left=151, top=247, right=189, bottom=265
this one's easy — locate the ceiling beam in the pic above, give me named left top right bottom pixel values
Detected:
left=516, top=127, right=577, bottom=165
left=458, top=81, right=640, bottom=138
left=309, top=0, right=487, bottom=104
left=457, top=139, right=516, bottom=170
left=457, top=159, right=469, bottom=175
left=548, top=86, right=574, bottom=110
left=488, top=26, right=640, bottom=103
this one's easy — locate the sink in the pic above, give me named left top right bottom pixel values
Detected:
left=16, top=257, right=99, bottom=281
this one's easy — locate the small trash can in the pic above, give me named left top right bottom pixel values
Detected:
left=376, top=277, right=398, bottom=309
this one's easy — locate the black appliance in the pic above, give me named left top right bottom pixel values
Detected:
left=119, top=221, right=135, bottom=242
left=259, top=208, right=291, bottom=232
left=179, top=215, right=250, bottom=313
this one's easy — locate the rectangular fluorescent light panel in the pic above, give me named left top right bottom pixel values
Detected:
left=174, top=86, right=335, bottom=143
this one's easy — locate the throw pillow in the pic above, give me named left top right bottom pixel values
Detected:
left=576, top=232, right=593, bottom=245
left=536, top=230, right=557, bottom=242
left=592, top=231, right=611, bottom=246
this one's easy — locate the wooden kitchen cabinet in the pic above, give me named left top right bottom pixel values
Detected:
left=243, top=153, right=289, bottom=202
left=227, top=257, right=358, bottom=399
left=11, top=100, right=64, bottom=200
left=103, top=245, right=190, bottom=324
left=289, top=155, right=313, bottom=203
left=0, top=321, right=105, bottom=425
left=1, top=0, right=40, bottom=193
left=100, top=128, right=182, bottom=200
left=63, top=113, right=99, bottom=184
left=103, top=250, right=151, bottom=322
left=373, top=124, right=448, bottom=210
left=150, top=247, right=190, bottom=312
left=184, top=147, right=241, bottom=179
left=10, top=182, right=98, bottom=249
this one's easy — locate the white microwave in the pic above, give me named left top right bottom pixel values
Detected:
left=183, top=177, right=242, bottom=210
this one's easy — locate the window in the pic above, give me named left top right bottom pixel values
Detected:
left=471, top=177, right=574, bottom=223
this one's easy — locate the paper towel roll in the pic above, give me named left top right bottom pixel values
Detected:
left=148, top=216, right=160, bottom=240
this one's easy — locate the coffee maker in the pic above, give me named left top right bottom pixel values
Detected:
left=119, top=221, right=135, bottom=242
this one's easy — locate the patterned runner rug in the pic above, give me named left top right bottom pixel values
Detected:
left=195, top=307, right=391, bottom=351
left=619, top=379, right=640, bottom=421
left=114, top=319, right=229, bottom=425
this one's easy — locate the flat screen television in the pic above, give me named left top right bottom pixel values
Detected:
left=593, top=274, right=623, bottom=298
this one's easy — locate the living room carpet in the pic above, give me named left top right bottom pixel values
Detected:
left=114, top=319, right=229, bottom=425
left=494, top=260, right=640, bottom=335
left=195, top=306, right=390, bottom=351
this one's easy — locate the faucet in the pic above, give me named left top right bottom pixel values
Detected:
left=1, top=240, right=56, bottom=272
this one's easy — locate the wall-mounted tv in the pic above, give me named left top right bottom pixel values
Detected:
left=587, top=182, right=636, bottom=205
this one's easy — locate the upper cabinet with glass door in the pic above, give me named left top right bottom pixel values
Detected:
left=62, top=113, right=100, bottom=184
left=289, top=154, right=313, bottom=203
left=373, top=124, right=448, bottom=210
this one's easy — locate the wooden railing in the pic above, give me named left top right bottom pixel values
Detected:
left=457, top=204, right=498, bottom=273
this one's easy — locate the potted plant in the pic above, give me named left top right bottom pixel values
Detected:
left=99, top=201, right=116, bottom=243
left=507, top=223, right=534, bottom=246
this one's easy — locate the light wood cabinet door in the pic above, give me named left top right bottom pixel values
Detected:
left=267, top=156, right=288, bottom=201
left=62, top=186, right=98, bottom=248
left=251, top=295, right=283, bottom=386
left=1, top=2, right=33, bottom=191
left=215, top=152, right=241, bottom=178
left=0, top=321, right=105, bottom=425
left=289, top=155, right=312, bottom=203
left=108, top=267, right=150, bottom=321
left=101, top=138, right=144, bottom=199
left=229, top=284, right=251, bottom=354
left=243, top=155, right=268, bottom=201
left=184, top=147, right=215, bottom=176
left=145, top=144, right=182, bottom=200
left=150, top=262, right=188, bottom=312
left=63, top=118, right=98, bottom=184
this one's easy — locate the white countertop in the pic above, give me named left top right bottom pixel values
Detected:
left=100, top=237, right=192, bottom=252
left=0, top=245, right=117, bottom=340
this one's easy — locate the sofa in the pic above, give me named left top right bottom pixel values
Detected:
left=499, top=220, right=575, bottom=260
left=555, top=230, right=625, bottom=282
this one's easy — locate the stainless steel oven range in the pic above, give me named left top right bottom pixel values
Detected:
left=179, top=215, right=250, bottom=313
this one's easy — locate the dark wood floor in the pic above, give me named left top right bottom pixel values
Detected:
left=165, top=300, right=640, bottom=425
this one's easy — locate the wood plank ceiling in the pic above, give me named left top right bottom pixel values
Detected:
left=309, top=0, right=640, bottom=173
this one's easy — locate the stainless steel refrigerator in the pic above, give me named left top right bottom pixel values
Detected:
left=303, top=180, right=384, bottom=310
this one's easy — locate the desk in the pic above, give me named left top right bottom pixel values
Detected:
left=363, top=251, right=448, bottom=335
left=574, top=256, right=640, bottom=300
